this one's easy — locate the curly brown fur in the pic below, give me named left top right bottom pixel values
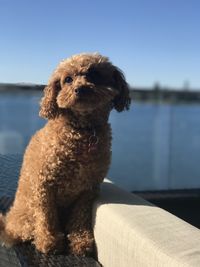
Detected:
left=0, top=53, right=130, bottom=256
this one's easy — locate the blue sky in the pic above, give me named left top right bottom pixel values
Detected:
left=0, top=0, right=200, bottom=88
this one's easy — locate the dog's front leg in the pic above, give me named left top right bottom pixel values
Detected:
left=66, top=189, right=98, bottom=256
left=32, top=180, right=64, bottom=254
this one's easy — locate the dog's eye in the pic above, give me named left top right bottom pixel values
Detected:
left=64, top=76, right=73, bottom=84
left=86, top=69, right=102, bottom=84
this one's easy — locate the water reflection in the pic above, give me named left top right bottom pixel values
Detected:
left=0, top=91, right=44, bottom=152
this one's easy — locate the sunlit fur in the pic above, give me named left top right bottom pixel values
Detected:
left=0, top=53, right=130, bottom=256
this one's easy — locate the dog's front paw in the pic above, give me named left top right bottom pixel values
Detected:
left=34, top=232, right=65, bottom=254
left=67, top=231, right=94, bottom=256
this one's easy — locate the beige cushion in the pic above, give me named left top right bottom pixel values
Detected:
left=93, top=180, right=200, bottom=267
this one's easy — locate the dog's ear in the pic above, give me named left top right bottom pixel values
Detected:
left=112, top=67, right=131, bottom=112
left=39, top=80, right=60, bottom=119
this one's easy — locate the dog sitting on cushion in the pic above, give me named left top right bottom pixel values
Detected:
left=0, top=53, right=131, bottom=256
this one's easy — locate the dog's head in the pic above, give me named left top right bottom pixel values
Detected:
left=39, top=53, right=131, bottom=119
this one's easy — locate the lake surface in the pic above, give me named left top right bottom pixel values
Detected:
left=0, top=90, right=200, bottom=191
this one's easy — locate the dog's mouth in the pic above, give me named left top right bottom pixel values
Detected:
left=74, top=94, right=98, bottom=110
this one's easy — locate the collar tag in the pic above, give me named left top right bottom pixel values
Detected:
left=88, top=131, right=99, bottom=153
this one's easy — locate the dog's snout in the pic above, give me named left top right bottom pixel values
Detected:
left=75, top=87, right=92, bottom=96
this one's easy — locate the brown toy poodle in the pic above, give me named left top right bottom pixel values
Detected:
left=0, top=53, right=130, bottom=256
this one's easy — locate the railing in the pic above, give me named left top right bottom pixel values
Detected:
left=1, top=85, right=200, bottom=191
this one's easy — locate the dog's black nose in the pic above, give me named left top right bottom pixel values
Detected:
left=75, top=87, right=92, bottom=96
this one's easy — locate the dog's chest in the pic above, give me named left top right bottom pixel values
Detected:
left=55, top=127, right=111, bottom=198
left=59, top=126, right=111, bottom=160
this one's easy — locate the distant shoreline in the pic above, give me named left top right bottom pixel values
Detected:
left=1, top=83, right=200, bottom=103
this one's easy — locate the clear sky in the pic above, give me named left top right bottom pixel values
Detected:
left=0, top=0, right=200, bottom=88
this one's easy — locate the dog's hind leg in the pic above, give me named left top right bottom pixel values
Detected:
left=0, top=212, right=20, bottom=247
left=0, top=200, right=34, bottom=248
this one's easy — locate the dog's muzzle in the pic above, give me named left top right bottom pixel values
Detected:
left=75, top=87, right=93, bottom=96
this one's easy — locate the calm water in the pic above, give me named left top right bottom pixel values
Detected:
left=0, top=90, right=200, bottom=191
